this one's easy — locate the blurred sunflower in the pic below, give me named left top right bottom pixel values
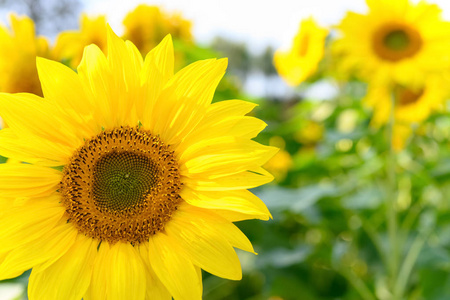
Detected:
left=123, top=4, right=193, bottom=56
left=364, top=76, right=447, bottom=127
left=264, top=136, right=293, bottom=182
left=334, top=0, right=450, bottom=86
left=0, top=27, right=276, bottom=299
left=392, top=123, right=413, bottom=151
left=294, top=120, right=324, bottom=146
left=274, top=17, right=328, bottom=86
left=53, top=15, right=108, bottom=69
left=0, top=14, right=51, bottom=96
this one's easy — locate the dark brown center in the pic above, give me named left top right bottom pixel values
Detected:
left=60, top=126, right=182, bottom=244
left=372, top=23, right=422, bottom=62
left=394, top=85, right=424, bottom=106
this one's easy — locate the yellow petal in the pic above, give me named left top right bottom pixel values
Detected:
left=166, top=203, right=253, bottom=280
left=0, top=93, right=82, bottom=149
left=28, top=234, right=97, bottom=300
left=184, top=167, right=274, bottom=191
left=180, top=137, right=278, bottom=178
left=180, top=187, right=271, bottom=221
left=85, top=242, right=110, bottom=300
left=0, top=221, right=77, bottom=280
left=148, top=233, right=202, bottom=300
left=0, top=194, right=64, bottom=253
left=0, top=163, right=61, bottom=198
left=107, top=243, right=146, bottom=300
left=205, top=99, right=258, bottom=119
left=175, top=99, right=262, bottom=156
left=77, top=44, right=115, bottom=129
left=0, top=128, right=71, bottom=166
left=177, top=107, right=267, bottom=154
left=106, top=26, right=142, bottom=126
left=150, top=58, right=227, bottom=145
left=139, top=35, right=174, bottom=126
left=137, top=244, right=172, bottom=300
left=36, top=57, right=97, bottom=138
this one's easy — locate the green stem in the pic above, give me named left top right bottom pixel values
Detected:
left=387, top=93, right=399, bottom=298
left=399, top=202, right=422, bottom=250
left=339, top=267, right=377, bottom=300
left=362, top=220, right=389, bottom=272
left=393, top=230, right=430, bottom=298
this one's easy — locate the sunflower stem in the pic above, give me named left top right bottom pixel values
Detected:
left=386, top=92, right=399, bottom=299
left=393, top=229, right=430, bottom=298
left=338, top=266, right=377, bottom=300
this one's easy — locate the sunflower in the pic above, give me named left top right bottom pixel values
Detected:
left=53, top=14, right=108, bottom=69
left=392, top=123, right=413, bottom=151
left=0, top=14, right=51, bottom=96
left=263, top=136, right=293, bottom=182
left=123, top=5, right=193, bottom=56
left=364, top=76, right=447, bottom=127
left=0, top=27, right=276, bottom=299
left=334, top=0, right=450, bottom=86
left=274, top=17, right=328, bottom=86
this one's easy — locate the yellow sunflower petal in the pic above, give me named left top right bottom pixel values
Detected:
left=166, top=204, right=255, bottom=278
left=85, top=242, right=110, bottom=300
left=177, top=116, right=267, bottom=155
left=205, top=99, right=258, bottom=118
left=85, top=242, right=147, bottom=300
left=137, top=244, right=172, bottom=300
left=180, top=137, right=278, bottom=178
left=0, top=93, right=82, bottom=148
left=177, top=99, right=258, bottom=144
left=105, top=26, right=142, bottom=126
left=148, top=233, right=202, bottom=300
left=0, top=194, right=64, bottom=253
left=150, top=58, right=227, bottom=145
left=211, top=208, right=269, bottom=222
left=0, top=163, right=61, bottom=198
left=139, top=35, right=174, bottom=125
left=28, top=234, right=97, bottom=300
left=77, top=44, right=115, bottom=129
left=180, top=187, right=271, bottom=221
left=107, top=243, right=146, bottom=300
left=36, top=57, right=97, bottom=137
left=0, top=221, right=77, bottom=280
left=185, top=166, right=274, bottom=191
left=0, top=128, right=71, bottom=166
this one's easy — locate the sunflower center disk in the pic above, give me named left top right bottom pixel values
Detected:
left=93, top=152, right=158, bottom=213
left=60, top=127, right=182, bottom=244
left=394, top=85, right=424, bottom=106
left=372, top=23, right=423, bottom=61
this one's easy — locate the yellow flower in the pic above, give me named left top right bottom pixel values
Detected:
left=53, top=14, right=108, bottom=69
left=364, top=76, right=447, bottom=127
left=294, top=120, right=324, bottom=145
left=274, top=18, right=328, bottom=86
left=334, top=0, right=450, bottom=86
left=392, top=123, right=412, bottom=151
left=264, top=136, right=292, bottom=182
left=123, top=5, right=193, bottom=56
left=0, top=27, right=276, bottom=299
left=0, top=14, right=51, bottom=96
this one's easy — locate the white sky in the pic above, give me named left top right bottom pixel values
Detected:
left=83, top=0, right=450, bottom=53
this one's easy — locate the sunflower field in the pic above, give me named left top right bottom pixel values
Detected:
left=1, top=0, right=450, bottom=299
